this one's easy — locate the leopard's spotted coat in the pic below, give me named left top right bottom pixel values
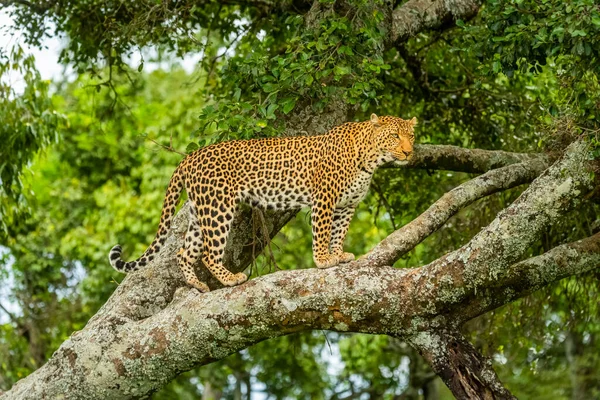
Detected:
left=109, top=114, right=416, bottom=292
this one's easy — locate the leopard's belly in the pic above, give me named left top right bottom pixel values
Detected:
left=238, top=184, right=312, bottom=210
left=337, top=170, right=372, bottom=208
left=236, top=165, right=372, bottom=211
left=236, top=156, right=314, bottom=210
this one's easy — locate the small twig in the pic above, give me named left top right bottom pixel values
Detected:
left=146, top=133, right=187, bottom=156
left=0, top=302, right=18, bottom=323
left=204, top=25, right=251, bottom=84
left=372, top=178, right=398, bottom=230
left=255, top=208, right=281, bottom=272
left=321, top=330, right=333, bottom=356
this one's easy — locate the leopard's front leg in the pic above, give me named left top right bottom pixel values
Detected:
left=311, top=199, right=339, bottom=269
left=330, top=206, right=356, bottom=264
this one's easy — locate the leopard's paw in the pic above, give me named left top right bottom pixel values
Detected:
left=222, top=272, right=248, bottom=286
left=187, top=279, right=210, bottom=293
left=338, top=252, right=355, bottom=264
left=314, top=255, right=340, bottom=269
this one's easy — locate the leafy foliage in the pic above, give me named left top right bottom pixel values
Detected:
left=196, top=1, right=391, bottom=141
left=0, top=45, right=65, bottom=239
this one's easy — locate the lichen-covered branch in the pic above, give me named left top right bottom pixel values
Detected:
left=406, top=232, right=600, bottom=399
left=5, top=232, right=597, bottom=399
left=2, top=140, right=596, bottom=399
left=400, top=144, right=551, bottom=173
left=401, top=141, right=596, bottom=327
left=452, top=231, right=600, bottom=323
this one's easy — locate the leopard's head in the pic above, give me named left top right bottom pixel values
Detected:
left=371, top=113, right=416, bottom=161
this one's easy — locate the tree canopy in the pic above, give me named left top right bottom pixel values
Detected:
left=0, top=0, right=599, bottom=399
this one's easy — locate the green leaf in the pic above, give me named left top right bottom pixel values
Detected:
left=186, top=142, right=199, bottom=153
left=338, top=45, right=354, bottom=56
left=259, top=105, right=267, bottom=117
left=266, top=103, right=279, bottom=119
left=492, top=61, right=502, bottom=73
left=334, top=65, right=351, bottom=77
left=262, top=83, right=279, bottom=93
left=570, top=30, right=587, bottom=37
left=280, top=97, right=297, bottom=114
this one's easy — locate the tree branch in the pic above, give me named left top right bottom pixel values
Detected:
left=406, top=231, right=600, bottom=399
left=453, top=231, right=600, bottom=323
left=391, top=0, right=482, bottom=45
left=394, top=140, right=596, bottom=327
left=360, top=157, right=549, bottom=267
left=0, top=302, right=18, bottom=324
left=398, top=144, right=551, bottom=173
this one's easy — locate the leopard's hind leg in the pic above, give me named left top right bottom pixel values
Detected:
left=196, top=197, right=247, bottom=287
left=178, top=205, right=210, bottom=292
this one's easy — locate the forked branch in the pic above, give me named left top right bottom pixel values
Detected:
left=2, top=140, right=595, bottom=400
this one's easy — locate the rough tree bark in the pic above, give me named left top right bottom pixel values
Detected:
left=2, top=139, right=598, bottom=399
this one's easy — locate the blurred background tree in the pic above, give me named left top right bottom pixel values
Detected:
left=1, top=0, right=599, bottom=398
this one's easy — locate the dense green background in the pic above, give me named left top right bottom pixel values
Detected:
left=1, top=0, right=599, bottom=398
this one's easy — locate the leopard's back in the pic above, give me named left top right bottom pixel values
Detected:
left=184, top=134, right=333, bottom=211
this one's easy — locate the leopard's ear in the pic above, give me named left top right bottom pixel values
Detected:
left=370, top=113, right=381, bottom=127
left=410, top=117, right=417, bottom=126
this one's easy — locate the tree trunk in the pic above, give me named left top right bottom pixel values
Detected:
left=408, top=330, right=515, bottom=400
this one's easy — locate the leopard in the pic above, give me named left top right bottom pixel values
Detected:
left=109, top=113, right=416, bottom=292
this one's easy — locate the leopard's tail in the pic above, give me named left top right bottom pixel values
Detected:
left=109, top=162, right=186, bottom=273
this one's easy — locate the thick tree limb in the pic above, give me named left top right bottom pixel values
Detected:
left=4, top=232, right=597, bottom=399
left=391, top=0, right=482, bottom=45
left=400, top=144, right=551, bottom=173
left=402, top=141, right=596, bottom=326
left=2, top=139, right=595, bottom=399
left=454, top=231, right=600, bottom=323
